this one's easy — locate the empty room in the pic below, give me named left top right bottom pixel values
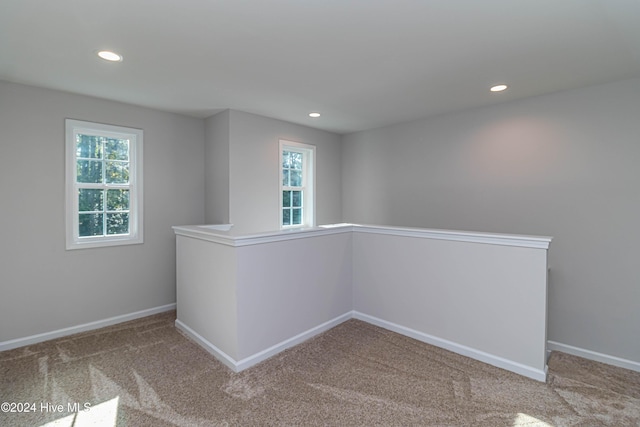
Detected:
left=1, top=1, right=639, bottom=426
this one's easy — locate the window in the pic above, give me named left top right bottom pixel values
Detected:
left=65, top=119, right=143, bottom=249
left=279, top=140, right=315, bottom=228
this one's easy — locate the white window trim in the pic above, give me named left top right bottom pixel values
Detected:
left=279, top=140, right=316, bottom=229
left=65, top=119, right=144, bottom=250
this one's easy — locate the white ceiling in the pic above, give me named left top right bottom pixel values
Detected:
left=1, top=0, right=639, bottom=134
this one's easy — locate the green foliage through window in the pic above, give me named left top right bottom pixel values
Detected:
left=282, top=149, right=305, bottom=226
left=75, top=134, right=131, bottom=237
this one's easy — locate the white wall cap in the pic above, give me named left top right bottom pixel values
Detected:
left=173, top=223, right=552, bottom=249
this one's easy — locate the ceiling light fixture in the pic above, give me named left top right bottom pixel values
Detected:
left=490, top=84, right=508, bottom=92
left=97, top=50, right=123, bottom=62
left=309, top=112, right=321, bottom=118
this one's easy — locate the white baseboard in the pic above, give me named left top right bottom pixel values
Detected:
left=178, top=310, right=547, bottom=381
left=235, top=312, right=353, bottom=371
left=6, top=305, right=636, bottom=381
left=175, top=319, right=239, bottom=371
left=176, top=312, right=353, bottom=373
left=353, top=311, right=548, bottom=382
left=547, top=340, right=640, bottom=373
left=0, top=304, right=176, bottom=352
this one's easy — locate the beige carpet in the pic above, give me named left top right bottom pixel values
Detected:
left=1, top=311, right=639, bottom=426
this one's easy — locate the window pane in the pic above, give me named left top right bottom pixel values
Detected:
left=78, top=189, right=103, bottom=212
left=107, top=212, right=129, bottom=235
left=77, top=160, right=103, bottom=183
left=79, top=213, right=103, bottom=237
left=290, top=170, right=302, bottom=187
left=283, top=190, right=291, bottom=207
left=104, top=138, right=129, bottom=161
left=280, top=142, right=313, bottom=230
left=67, top=119, right=143, bottom=249
left=291, top=152, right=303, bottom=170
left=107, top=189, right=129, bottom=211
left=76, top=135, right=102, bottom=159
left=105, top=161, right=129, bottom=184
left=292, top=208, right=302, bottom=225
left=292, top=191, right=302, bottom=207
left=282, top=151, right=291, bottom=168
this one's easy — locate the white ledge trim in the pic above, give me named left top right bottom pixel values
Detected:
left=172, top=223, right=552, bottom=249
left=172, top=225, right=352, bottom=247
left=352, top=224, right=552, bottom=249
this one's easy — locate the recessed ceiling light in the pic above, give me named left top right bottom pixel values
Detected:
left=309, top=112, right=321, bottom=118
left=490, top=84, right=508, bottom=92
left=97, top=50, right=123, bottom=62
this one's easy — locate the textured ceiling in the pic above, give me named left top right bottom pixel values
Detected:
left=1, top=0, right=639, bottom=134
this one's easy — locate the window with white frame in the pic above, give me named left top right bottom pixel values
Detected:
left=65, top=119, right=143, bottom=249
left=279, top=140, right=315, bottom=228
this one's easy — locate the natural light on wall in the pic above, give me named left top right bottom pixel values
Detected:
left=463, top=117, right=564, bottom=185
left=38, top=396, right=119, bottom=427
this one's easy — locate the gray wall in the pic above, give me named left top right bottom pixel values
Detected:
left=342, top=77, right=640, bottom=364
left=0, top=83, right=342, bottom=345
left=0, top=81, right=205, bottom=342
left=205, top=110, right=230, bottom=224
left=4, top=74, right=638, bottom=368
left=226, top=110, right=342, bottom=233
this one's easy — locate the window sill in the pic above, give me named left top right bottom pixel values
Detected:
left=66, top=235, right=143, bottom=250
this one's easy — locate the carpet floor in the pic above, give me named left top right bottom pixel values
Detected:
left=1, top=311, right=639, bottom=426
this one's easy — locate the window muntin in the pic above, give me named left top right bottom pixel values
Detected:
left=279, top=140, right=315, bottom=229
left=66, top=120, right=143, bottom=249
left=282, top=150, right=304, bottom=226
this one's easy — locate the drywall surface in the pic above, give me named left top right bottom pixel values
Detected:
left=176, top=235, right=239, bottom=359
left=204, top=110, right=230, bottom=224
left=352, top=231, right=548, bottom=377
left=0, top=81, right=205, bottom=342
left=173, top=223, right=549, bottom=379
left=235, top=232, right=353, bottom=358
left=342, top=77, right=640, bottom=364
left=227, top=110, right=342, bottom=233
